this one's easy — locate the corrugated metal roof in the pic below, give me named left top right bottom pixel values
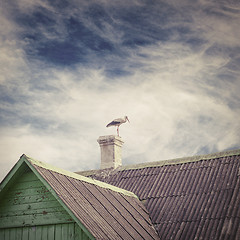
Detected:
left=26, top=156, right=159, bottom=240
left=80, top=149, right=240, bottom=240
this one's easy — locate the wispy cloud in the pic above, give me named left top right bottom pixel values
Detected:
left=1, top=0, right=240, bottom=181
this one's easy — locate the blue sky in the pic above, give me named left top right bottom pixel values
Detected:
left=1, top=0, right=240, bottom=181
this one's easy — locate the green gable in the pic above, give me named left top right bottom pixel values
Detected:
left=0, top=157, right=93, bottom=240
left=0, top=155, right=159, bottom=240
left=0, top=166, right=73, bottom=228
left=0, top=223, right=88, bottom=240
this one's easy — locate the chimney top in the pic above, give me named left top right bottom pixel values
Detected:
left=97, top=135, right=124, bottom=169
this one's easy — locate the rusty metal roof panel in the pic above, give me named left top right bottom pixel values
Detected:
left=84, top=149, right=240, bottom=239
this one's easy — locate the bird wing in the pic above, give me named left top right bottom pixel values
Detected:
left=106, top=120, right=121, bottom=127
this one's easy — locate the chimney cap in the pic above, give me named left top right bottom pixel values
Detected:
left=97, top=135, right=123, bottom=145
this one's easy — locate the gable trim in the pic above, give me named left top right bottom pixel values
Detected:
left=0, top=155, right=26, bottom=192
left=23, top=156, right=95, bottom=240
left=25, top=155, right=138, bottom=199
left=0, top=155, right=95, bottom=240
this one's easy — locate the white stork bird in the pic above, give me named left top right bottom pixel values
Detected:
left=106, top=116, right=130, bottom=136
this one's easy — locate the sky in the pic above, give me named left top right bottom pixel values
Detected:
left=1, top=0, right=240, bottom=181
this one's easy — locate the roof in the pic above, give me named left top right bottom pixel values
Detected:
left=78, top=149, right=240, bottom=239
left=0, top=155, right=159, bottom=240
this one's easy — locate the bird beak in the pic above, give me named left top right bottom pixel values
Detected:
left=127, top=117, right=130, bottom=123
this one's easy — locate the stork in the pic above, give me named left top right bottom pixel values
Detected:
left=106, top=116, right=130, bottom=136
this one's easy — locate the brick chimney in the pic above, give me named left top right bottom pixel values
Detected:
left=97, top=135, right=124, bottom=169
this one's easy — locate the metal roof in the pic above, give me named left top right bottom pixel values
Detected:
left=25, top=156, right=159, bottom=240
left=79, top=149, right=240, bottom=239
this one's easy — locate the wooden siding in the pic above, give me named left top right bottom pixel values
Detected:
left=0, top=223, right=90, bottom=240
left=0, top=169, right=74, bottom=228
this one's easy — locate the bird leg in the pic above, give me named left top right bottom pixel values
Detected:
left=117, top=127, right=119, bottom=136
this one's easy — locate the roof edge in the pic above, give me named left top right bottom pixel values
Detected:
left=23, top=155, right=138, bottom=199
left=0, top=155, right=26, bottom=192
left=77, top=148, right=240, bottom=176
left=121, top=148, right=240, bottom=170
left=20, top=155, right=95, bottom=239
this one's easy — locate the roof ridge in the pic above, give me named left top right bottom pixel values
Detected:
left=77, top=148, right=240, bottom=176
left=120, top=148, right=240, bottom=170
left=23, top=155, right=138, bottom=199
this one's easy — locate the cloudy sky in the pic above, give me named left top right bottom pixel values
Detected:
left=1, top=0, right=240, bottom=181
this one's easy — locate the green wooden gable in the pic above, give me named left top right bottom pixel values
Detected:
left=0, top=155, right=159, bottom=240
left=0, top=156, right=93, bottom=240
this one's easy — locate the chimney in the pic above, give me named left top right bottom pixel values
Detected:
left=97, top=135, right=124, bottom=169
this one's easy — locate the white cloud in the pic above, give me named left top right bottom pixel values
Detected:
left=1, top=0, right=240, bottom=182
left=2, top=40, right=239, bottom=180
